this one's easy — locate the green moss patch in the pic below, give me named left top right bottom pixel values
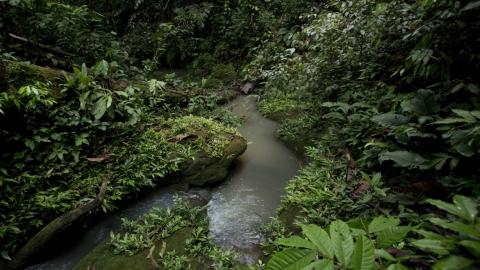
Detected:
left=74, top=198, right=238, bottom=270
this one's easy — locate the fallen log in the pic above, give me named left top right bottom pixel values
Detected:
left=7, top=33, right=75, bottom=57
left=10, top=178, right=109, bottom=269
left=0, top=60, right=6, bottom=90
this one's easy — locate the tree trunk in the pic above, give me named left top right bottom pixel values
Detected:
left=0, top=60, right=6, bottom=91
left=9, top=179, right=109, bottom=269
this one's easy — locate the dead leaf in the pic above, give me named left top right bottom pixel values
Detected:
left=352, top=180, right=369, bottom=198
left=168, top=134, right=198, bottom=142
left=86, top=155, right=110, bottom=162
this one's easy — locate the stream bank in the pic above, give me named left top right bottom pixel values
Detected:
left=28, top=94, right=300, bottom=269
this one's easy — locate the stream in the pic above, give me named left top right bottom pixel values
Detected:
left=28, top=94, right=299, bottom=269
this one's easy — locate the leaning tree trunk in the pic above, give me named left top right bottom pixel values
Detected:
left=0, top=60, right=6, bottom=91
left=9, top=179, right=109, bottom=269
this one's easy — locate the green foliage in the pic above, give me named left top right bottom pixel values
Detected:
left=1, top=1, right=125, bottom=65
left=268, top=218, right=413, bottom=270
left=411, top=195, right=480, bottom=269
left=282, top=147, right=384, bottom=225
left=109, top=197, right=202, bottom=256
left=159, top=250, right=191, bottom=270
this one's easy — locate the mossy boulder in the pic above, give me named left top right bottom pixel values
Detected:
left=179, top=133, right=246, bottom=186
left=161, top=115, right=247, bottom=186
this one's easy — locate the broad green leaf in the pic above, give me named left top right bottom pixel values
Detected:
left=267, top=249, right=316, bottom=270
left=93, top=60, right=109, bottom=77
left=427, top=196, right=478, bottom=222
left=368, top=216, right=400, bottom=234
left=459, top=240, right=480, bottom=258
left=379, top=151, right=426, bottom=168
left=433, top=118, right=469, bottom=125
left=452, top=109, right=477, bottom=123
left=387, top=263, right=409, bottom=270
left=415, top=229, right=448, bottom=241
left=462, top=1, right=480, bottom=11
left=303, top=259, right=334, bottom=270
left=353, top=235, right=375, bottom=270
left=375, top=226, right=411, bottom=248
left=81, top=63, right=88, bottom=78
left=402, top=89, right=440, bottom=115
left=429, top=218, right=480, bottom=238
left=301, top=224, right=334, bottom=258
left=329, top=220, right=354, bottom=267
left=453, top=195, right=478, bottom=222
left=92, top=97, right=108, bottom=120
left=374, top=249, right=395, bottom=262
left=432, top=255, right=473, bottom=270
left=371, top=113, right=408, bottom=127
left=411, top=239, right=452, bottom=255
left=276, top=236, right=317, bottom=250
left=79, top=91, right=90, bottom=110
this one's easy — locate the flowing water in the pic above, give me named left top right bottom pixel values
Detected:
left=28, top=94, right=299, bottom=269
left=27, top=188, right=176, bottom=270
left=207, top=95, right=300, bottom=263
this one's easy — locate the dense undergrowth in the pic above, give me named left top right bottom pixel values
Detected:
left=1, top=0, right=480, bottom=269
left=253, top=0, right=480, bottom=269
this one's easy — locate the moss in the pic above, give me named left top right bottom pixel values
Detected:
left=165, top=115, right=243, bottom=158
left=73, top=198, right=243, bottom=270
left=73, top=228, right=204, bottom=270
left=4, top=60, right=64, bottom=96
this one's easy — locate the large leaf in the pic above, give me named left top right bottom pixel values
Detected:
left=387, top=263, right=409, bottom=270
left=411, top=239, right=453, bottom=255
left=402, top=89, right=440, bottom=115
left=428, top=218, right=480, bottom=238
left=371, top=113, right=408, bottom=127
left=453, top=196, right=478, bottom=222
left=379, top=151, right=426, bottom=168
left=375, top=226, right=412, bottom=248
left=92, top=97, right=108, bottom=119
left=329, top=220, right=354, bottom=267
left=459, top=240, right=480, bottom=258
left=301, top=224, right=334, bottom=258
left=267, top=249, right=316, bottom=270
left=93, top=60, right=109, bottom=77
left=368, top=216, right=400, bottom=234
left=427, top=196, right=478, bottom=222
left=353, top=235, right=375, bottom=270
left=304, top=259, right=334, bottom=270
left=374, top=249, right=395, bottom=262
left=432, top=255, right=473, bottom=270
left=276, top=236, right=317, bottom=250
left=462, top=1, right=480, bottom=11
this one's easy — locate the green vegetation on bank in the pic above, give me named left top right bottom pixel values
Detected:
left=253, top=0, right=480, bottom=269
left=1, top=0, right=480, bottom=269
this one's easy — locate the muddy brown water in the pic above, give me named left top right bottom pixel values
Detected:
left=28, top=95, right=299, bottom=269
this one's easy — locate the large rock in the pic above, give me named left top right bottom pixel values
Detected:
left=179, top=134, right=246, bottom=186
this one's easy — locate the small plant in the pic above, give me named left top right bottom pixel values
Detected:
left=412, top=195, right=480, bottom=269
left=267, top=217, right=412, bottom=270
left=109, top=197, right=203, bottom=256
left=159, top=250, right=191, bottom=270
